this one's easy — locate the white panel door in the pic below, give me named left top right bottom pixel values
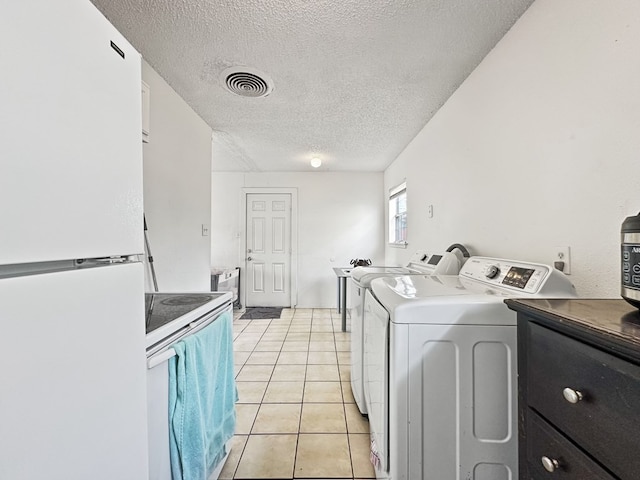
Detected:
left=0, top=263, right=149, bottom=480
left=246, top=193, right=291, bottom=307
left=0, top=1, right=143, bottom=264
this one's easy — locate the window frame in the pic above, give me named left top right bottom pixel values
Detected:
left=388, top=181, right=407, bottom=248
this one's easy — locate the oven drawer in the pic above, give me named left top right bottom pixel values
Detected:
left=527, top=322, right=640, bottom=478
left=526, top=412, right=614, bottom=479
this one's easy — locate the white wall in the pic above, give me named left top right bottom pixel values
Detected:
left=211, top=172, right=384, bottom=307
left=142, top=60, right=212, bottom=292
left=384, top=0, right=640, bottom=297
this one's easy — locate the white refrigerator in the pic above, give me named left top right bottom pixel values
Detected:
left=0, top=2, right=149, bottom=479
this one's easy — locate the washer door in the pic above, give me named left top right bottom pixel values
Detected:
left=363, top=289, right=389, bottom=475
left=349, top=281, right=367, bottom=414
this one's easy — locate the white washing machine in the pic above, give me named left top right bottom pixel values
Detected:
left=349, top=245, right=470, bottom=414
left=363, top=256, right=577, bottom=480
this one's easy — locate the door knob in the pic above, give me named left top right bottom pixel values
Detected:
left=247, top=256, right=253, bottom=261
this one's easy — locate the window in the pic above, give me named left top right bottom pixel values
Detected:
left=388, top=182, right=407, bottom=246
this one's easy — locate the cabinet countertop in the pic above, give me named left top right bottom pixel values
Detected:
left=332, top=267, right=352, bottom=277
left=505, top=298, right=640, bottom=362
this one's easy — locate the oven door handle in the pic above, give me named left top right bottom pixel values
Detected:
left=147, top=348, right=176, bottom=369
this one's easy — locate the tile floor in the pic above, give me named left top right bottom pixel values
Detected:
left=220, top=308, right=374, bottom=480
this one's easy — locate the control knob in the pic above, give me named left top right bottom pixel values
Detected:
left=486, top=265, right=500, bottom=279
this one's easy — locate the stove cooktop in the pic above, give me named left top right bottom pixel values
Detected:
left=145, top=293, right=215, bottom=334
left=144, top=291, right=233, bottom=351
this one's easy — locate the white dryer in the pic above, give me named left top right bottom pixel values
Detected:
left=349, top=245, right=470, bottom=414
left=363, top=256, right=577, bottom=480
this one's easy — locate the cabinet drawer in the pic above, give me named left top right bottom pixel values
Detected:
left=526, top=412, right=615, bottom=479
left=527, top=322, right=640, bottom=479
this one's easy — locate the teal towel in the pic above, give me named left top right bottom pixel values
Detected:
left=168, top=310, right=236, bottom=480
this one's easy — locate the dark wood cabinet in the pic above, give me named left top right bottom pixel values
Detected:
left=526, top=412, right=613, bottom=479
left=506, top=299, right=640, bottom=480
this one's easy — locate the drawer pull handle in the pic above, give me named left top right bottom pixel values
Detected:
left=541, top=456, right=560, bottom=472
left=562, top=387, right=584, bottom=404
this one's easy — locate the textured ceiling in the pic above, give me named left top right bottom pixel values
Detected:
left=91, top=0, right=534, bottom=172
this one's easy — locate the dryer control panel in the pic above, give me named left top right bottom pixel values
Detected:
left=459, top=257, right=573, bottom=295
left=406, top=250, right=461, bottom=275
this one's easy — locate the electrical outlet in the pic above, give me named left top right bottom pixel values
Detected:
left=553, top=246, right=571, bottom=275
left=202, top=224, right=210, bottom=237
left=427, top=204, right=433, bottom=218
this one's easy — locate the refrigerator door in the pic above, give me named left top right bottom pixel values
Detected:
left=0, top=262, right=148, bottom=480
left=0, top=1, right=143, bottom=264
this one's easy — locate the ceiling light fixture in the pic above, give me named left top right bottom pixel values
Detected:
left=310, top=157, right=322, bottom=168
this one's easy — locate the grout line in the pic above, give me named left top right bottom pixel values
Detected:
left=232, top=308, right=359, bottom=480
left=225, top=434, right=249, bottom=480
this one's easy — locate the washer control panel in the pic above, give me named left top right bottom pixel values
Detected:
left=485, top=265, right=500, bottom=279
left=406, top=250, right=462, bottom=275
left=409, top=250, right=445, bottom=267
left=460, top=257, right=551, bottom=294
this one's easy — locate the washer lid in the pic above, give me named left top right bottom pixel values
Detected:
left=371, top=274, right=476, bottom=302
left=370, top=275, right=515, bottom=326
left=350, top=266, right=409, bottom=284
left=351, top=249, right=464, bottom=285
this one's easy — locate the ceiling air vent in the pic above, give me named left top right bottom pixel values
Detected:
left=222, top=67, right=273, bottom=98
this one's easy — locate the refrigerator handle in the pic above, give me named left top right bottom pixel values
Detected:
left=147, top=348, right=176, bottom=369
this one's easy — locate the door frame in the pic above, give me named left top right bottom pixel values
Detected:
left=240, top=187, right=298, bottom=308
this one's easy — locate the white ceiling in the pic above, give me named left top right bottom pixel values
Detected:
left=91, top=0, right=534, bottom=172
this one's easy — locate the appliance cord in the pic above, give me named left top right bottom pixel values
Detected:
left=446, top=243, right=471, bottom=258
left=144, top=215, right=159, bottom=292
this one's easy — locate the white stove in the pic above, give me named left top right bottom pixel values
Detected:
left=145, top=291, right=234, bottom=480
